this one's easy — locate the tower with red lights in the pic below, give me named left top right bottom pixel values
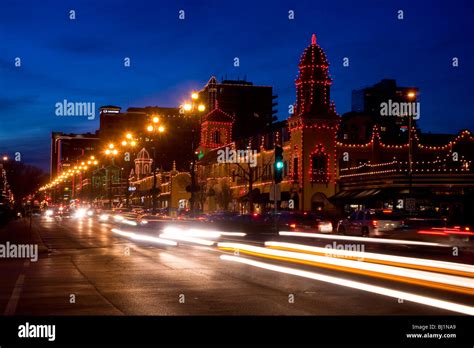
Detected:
left=289, top=34, right=340, bottom=212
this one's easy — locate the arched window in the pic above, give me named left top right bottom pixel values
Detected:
left=310, top=145, right=329, bottom=183
left=212, top=130, right=221, bottom=144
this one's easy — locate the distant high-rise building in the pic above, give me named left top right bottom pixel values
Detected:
left=50, top=132, right=100, bottom=179
left=346, top=79, right=419, bottom=142
left=197, top=76, right=277, bottom=139
left=99, top=105, right=196, bottom=172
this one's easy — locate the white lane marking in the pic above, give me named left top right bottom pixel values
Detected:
left=4, top=260, right=30, bottom=315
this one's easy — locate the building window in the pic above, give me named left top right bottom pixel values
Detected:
left=212, top=130, right=221, bottom=144
left=293, top=157, right=298, bottom=181
left=310, top=146, right=329, bottom=183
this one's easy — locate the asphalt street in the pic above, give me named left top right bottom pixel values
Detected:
left=0, top=216, right=472, bottom=315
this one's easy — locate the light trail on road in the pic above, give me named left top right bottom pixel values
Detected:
left=218, top=243, right=474, bottom=295
left=158, top=226, right=245, bottom=245
left=111, top=228, right=177, bottom=246
left=279, top=231, right=449, bottom=247
left=265, top=241, right=474, bottom=277
left=220, top=255, right=474, bottom=315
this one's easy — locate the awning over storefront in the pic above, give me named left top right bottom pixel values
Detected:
left=330, top=189, right=383, bottom=201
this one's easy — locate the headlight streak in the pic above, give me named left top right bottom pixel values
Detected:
left=99, top=214, right=109, bottom=221
left=112, top=214, right=137, bottom=226
left=220, top=255, right=474, bottom=316
left=158, top=226, right=246, bottom=246
left=159, top=234, right=215, bottom=246
left=279, top=231, right=448, bottom=247
left=162, top=226, right=245, bottom=239
left=111, top=228, right=177, bottom=246
left=73, top=208, right=87, bottom=219
left=265, top=241, right=474, bottom=277
left=217, top=243, right=474, bottom=295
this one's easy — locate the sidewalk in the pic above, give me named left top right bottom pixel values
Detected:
left=0, top=218, right=49, bottom=254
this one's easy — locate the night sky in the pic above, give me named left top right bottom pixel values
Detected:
left=1, top=0, right=473, bottom=172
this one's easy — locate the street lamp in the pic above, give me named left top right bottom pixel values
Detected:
left=104, top=146, right=119, bottom=208
left=85, top=155, right=99, bottom=205
left=119, top=134, right=139, bottom=207
left=146, top=117, right=166, bottom=214
left=407, top=91, right=416, bottom=200
left=182, top=92, right=206, bottom=215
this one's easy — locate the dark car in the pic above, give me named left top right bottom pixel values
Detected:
left=268, top=211, right=333, bottom=233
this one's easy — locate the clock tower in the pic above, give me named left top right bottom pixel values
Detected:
left=289, top=34, right=340, bottom=212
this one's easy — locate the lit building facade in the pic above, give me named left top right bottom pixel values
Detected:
left=196, top=34, right=474, bottom=222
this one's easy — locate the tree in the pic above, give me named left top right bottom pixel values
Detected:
left=233, top=147, right=274, bottom=214
left=216, top=180, right=233, bottom=211
left=3, top=161, right=48, bottom=204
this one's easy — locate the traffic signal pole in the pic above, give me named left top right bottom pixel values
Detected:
left=273, top=145, right=284, bottom=226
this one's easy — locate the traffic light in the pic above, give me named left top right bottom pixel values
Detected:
left=274, top=145, right=284, bottom=184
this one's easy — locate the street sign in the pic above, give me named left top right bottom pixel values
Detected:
left=269, top=184, right=281, bottom=202
left=406, top=198, right=416, bottom=211
left=289, top=199, right=294, bottom=209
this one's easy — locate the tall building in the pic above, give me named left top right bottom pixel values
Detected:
left=347, top=79, right=419, bottom=142
left=197, top=77, right=277, bottom=140
left=99, top=105, right=195, bottom=172
left=50, top=132, right=100, bottom=178
left=288, top=34, right=340, bottom=212
left=196, top=34, right=474, bottom=223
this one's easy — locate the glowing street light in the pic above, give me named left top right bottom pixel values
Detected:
left=147, top=125, right=154, bottom=132
left=198, top=104, right=206, bottom=112
left=122, top=140, right=128, bottom=146
left=125, top=133, right=132, bottom=139
left=158, top=126, right=165, bottom=133
left=183, top=103, right=192, bottom=111
left=191, top=92, right=199, bottom=100
left=152, top=116, right=159, bottom=123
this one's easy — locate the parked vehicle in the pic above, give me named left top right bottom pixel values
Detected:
left=270, top=211, right=333, bottom=233
left=337, top=209, right=405, bottom=237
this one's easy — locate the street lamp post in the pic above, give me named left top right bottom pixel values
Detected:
left=105, top=144, right=118, bottom=209
left=183, top=93, right=206, bottom=215
left=146, top=117, right=165, bottom=214
left=120, top=134, right=137, bottom=208
left=407, top=91, right=416, bottom=198
left=86, top=156, right=99, bottom=206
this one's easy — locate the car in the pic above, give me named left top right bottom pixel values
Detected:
left=337, top=209, right=405, bottom=237
left=268, top=211, right=333, bottom=233
left=206, top=211, right=239, bottom=223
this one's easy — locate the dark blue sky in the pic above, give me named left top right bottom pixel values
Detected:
left=1, top=0, right=473, bottom=172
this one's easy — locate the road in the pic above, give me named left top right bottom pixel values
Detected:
left=0, top=215, right=472, bottom=315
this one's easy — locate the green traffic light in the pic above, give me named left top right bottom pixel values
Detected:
left=276, top=161, right=284, bottom=170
